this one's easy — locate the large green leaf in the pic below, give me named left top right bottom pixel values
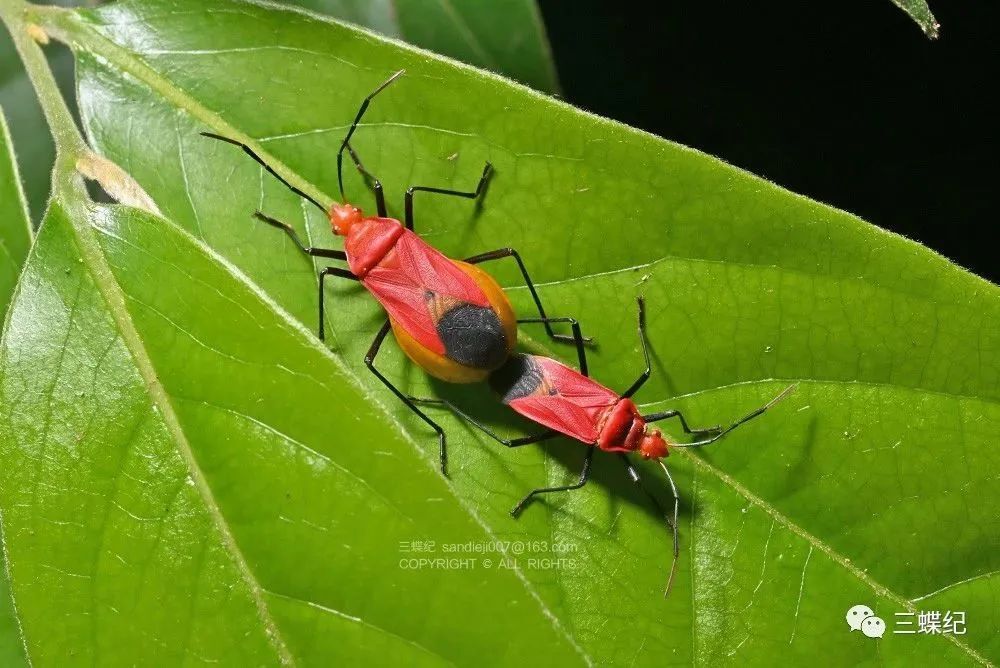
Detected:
left=0, top=24, right=28, bottom=668
left=0, top=105, right=31, bottom=318
left=1, top=188, right=583, bottom=664
left=3, top=0, right=996, bottom=664
left=0, top=104, right=31, bottom=667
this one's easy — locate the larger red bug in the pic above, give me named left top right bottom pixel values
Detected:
left=415, top=298, right=795, bottom=593
left=204, top=71, right=584, bottom=475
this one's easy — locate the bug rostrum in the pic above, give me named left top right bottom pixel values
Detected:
left=414, top=297, right=795, bottom=594
left=203, top=70, right=585, bottom=476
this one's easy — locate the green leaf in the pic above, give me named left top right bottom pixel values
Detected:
left=285, top=0, right=559, bottom=92
left=890, top=0, right=940, bottom=39
left=0, top=106, right=31, bottom=322
left=4, top=0, right=997, bottom=664
left=0, top=106, right=31, bottom=666
left=1, top=189, right=583, bottom=665
left=0, top=1, right=79, bottom=223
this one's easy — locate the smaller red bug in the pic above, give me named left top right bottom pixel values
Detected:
left=413, top=297, right=795, bottom=594
left=203, top=71, right=586, bottom=475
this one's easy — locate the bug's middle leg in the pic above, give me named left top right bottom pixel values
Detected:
left=409, top=396, right=558, bottom=448
left=510, top=447, right=595, bottom=517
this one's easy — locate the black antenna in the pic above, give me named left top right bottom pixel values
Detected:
left=668, top=384, right=797, bottom=449
left=200, top=132, right=326, bottom=213
left=337, top=70, right=406, bottom=201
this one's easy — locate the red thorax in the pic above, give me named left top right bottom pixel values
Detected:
left=597, top=399, right=670, bottom=459
left=330, top=203, right=404, bottom=278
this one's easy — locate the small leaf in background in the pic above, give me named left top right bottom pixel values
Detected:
left=291, top=0, right=559, bottom=92
left=0, top=0, right=80, bottom=224
left=289, top=0, right=403, bottom=38
left=891, top=0, right=940, bottom=38
left=0, top=106, right=32, bottom=318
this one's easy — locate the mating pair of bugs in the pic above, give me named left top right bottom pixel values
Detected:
left=205, top=71, right=793, bottom=594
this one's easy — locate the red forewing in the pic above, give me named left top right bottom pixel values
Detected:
left=506, top=356, right=620, bottom=445
left=361, top=228, right=490, bottom=355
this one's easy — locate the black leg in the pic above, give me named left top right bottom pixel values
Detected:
left=517, top=317, right=589, bottom=376
left=661, top=383, right=798, bottom=449
left=317, top=267, right=358, bottom=340
left=404, top=161, right=492, bottom=231
left=511, top=447, right=595, bottom=517
left=337, top=70, right=406, bottom=201
left=621, top=296, right=651, bottom=399
left=344, top=143, right=387, bottom=216
left=365, top=321, right=451, bottom=475
left=408, top=397, right=557, bottom=448
left=620, top=454, right=680, bottom=596
left=465, top=247, right=592, bottom=345
left=254, top=212, right=347, bottom=260
left=642, top=409, right=722, bottom=440
left=200, top=132, right=326, bottom=214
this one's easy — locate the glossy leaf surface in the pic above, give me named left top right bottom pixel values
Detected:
left=0, top=106, right=31, bottom=317
left=1, top=0, right=996, bottom=664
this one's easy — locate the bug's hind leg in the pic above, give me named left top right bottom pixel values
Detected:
left=409, top=397, right=558, bottom=448
left=510, top=447, right=595, bottom=517
left=465, top=248, right=592, bottom=345
left=365, top=321, right=450, bottom=475
left=404, top=161, right=492, bottom=231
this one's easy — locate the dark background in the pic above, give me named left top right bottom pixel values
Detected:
left=538, top=0, right=998, bottom=283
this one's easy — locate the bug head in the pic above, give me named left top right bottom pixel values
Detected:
left=638, top=427, right=669, bottom=459
left=329, top=203, right=364, bottom=236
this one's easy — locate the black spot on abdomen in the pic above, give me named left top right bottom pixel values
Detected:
left=489, top=354, right=543, bottom=403
left=437, top=303, right=508, bottom=370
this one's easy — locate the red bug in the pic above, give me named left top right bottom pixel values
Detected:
left=415, top=297, right=795, bottom=593
left=204, top=71, right=583, bottom=475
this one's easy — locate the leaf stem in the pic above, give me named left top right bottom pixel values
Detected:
left=0, top=0, right=87, bottom=195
